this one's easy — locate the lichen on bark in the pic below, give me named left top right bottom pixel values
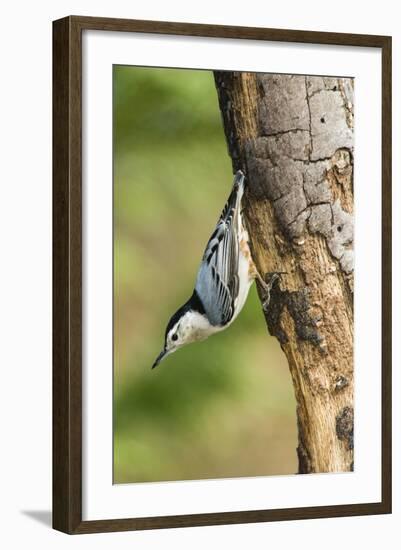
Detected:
left=214, top=72, right=354, bottom=474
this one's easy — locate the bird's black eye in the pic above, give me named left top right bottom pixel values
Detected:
left=172, top=333, right=178, bottom=342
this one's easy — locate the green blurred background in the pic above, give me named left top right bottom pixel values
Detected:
left=113, top=65, right=297, bottom=483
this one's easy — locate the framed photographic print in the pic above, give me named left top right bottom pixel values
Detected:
left=52, top=16, right=392, bottom=534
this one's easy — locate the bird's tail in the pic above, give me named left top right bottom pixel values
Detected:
left=228, top=169, right=246, bottom=208
left=232, top=169, right=245, bottom=192
left=218, top=170, right=246, bottom=223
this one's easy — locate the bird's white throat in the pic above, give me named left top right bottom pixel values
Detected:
left=180, top=310, right=223, bottom=344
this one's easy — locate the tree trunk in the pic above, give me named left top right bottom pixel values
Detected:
left=214, top=72, right=354, bottom=474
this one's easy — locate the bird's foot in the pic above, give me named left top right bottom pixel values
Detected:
left=262, top=300, right=270, bottom=312
left=259, top=272, right=286, bottom=312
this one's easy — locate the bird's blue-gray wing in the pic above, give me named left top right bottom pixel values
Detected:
left=195, top=175, right=243, bottom=326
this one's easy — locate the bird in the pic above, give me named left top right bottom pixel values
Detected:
left=151, top=170, right=282, bottom=369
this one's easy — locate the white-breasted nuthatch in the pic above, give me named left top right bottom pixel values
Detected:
left=151, top=170, right=282, bottom=369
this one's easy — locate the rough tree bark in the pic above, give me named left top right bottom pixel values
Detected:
left=214, top=72, right=354, bottom=474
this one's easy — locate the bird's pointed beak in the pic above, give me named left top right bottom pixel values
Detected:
left=151, top=348, right=169, bottom=369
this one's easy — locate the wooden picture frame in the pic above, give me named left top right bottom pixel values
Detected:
left=53, top=15, right=392, bottom=534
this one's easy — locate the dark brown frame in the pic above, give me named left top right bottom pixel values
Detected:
left=53, top=15, right=392, bottom=534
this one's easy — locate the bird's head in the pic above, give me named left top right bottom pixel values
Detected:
left=151, top=293, right=212, bottom=369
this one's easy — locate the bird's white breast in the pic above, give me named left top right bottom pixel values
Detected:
left=230, top=217, right=254, bottom=325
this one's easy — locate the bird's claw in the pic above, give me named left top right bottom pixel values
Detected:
left=261, top=272, right=286, bottom=311
left=262, top=298, right=271, bottom=312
